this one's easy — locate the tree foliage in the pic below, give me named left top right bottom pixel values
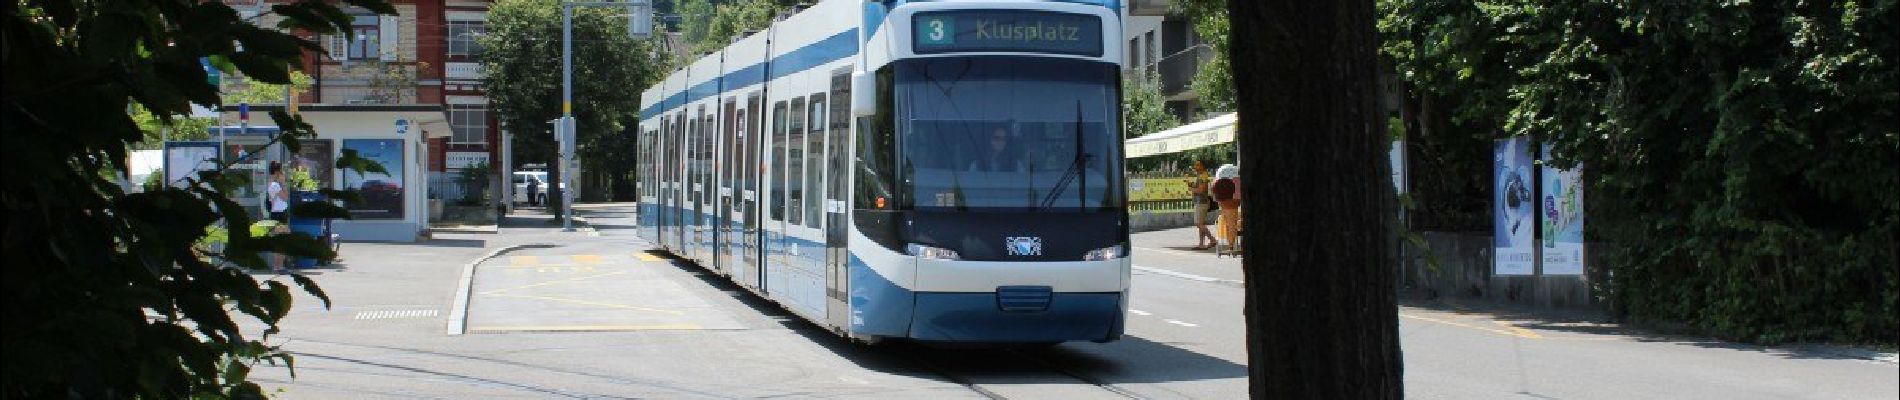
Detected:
left=131, top=104, right=217, bottom=150
left=482, top=0, right=662, bottom=214
left=688, top=0, right=781, bottom=55
left=3, top=0, right=393, bottom=397
left=1380, top=0, right=1898, bottom=344
left=1124, top=68, right=1179, bottom=139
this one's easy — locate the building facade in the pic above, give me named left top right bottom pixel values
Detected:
left=1123, top=0, right=1208, bottom=123
left=219, top=0, right=497, bottom=241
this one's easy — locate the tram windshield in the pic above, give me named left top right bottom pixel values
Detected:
left=896, top=57, right=1123, bottom=212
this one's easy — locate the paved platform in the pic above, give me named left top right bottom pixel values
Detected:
left=465, top=244, right=747, bottom=333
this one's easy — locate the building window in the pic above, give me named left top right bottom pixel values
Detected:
left=329, top=15, right=382, bottom=60
left=1144, top=31, right=1156, bottom=68
left=448, top=20, right=486, bottom=59
left=450, top=104, right=488, bottom=144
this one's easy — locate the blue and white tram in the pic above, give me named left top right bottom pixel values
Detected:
left=636, top=0, right=1129, bottom=344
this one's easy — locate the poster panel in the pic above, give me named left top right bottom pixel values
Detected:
left=1540, top=144, right=1586, bottom=275
left=164, top=141, right=221, bottom=188
left=292, top=139, right=335, bottom=189
left=342, top=139, right=405, bottom=220
left=1493, top=137, right=1536, bottom=275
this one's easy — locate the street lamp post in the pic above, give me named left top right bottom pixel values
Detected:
left=558, top=0, right=651, bottom=231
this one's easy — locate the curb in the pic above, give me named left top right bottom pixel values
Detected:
left=446, top=242, right=557, bottom=335
left=570, top=215, right=598, bottom=236
left=1791, top=344, right=1900, bottom=365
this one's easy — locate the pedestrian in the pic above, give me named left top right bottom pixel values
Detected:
left=1211, top=164, right=1242, bottom=257
left=527, top=175, right=542, bottom=207
left=1186, top=160, right=1217, bottom=250
left=266, top=161, right=291, bottom=269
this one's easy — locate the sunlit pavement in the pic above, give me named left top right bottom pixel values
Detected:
left=240, top=202, right=1898, bottom=399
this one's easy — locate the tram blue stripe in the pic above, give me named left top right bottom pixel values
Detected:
left=643, top=28, right=859, bottom=120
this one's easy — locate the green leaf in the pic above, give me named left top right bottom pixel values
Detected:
left=290, top=274, right=332, bottom=310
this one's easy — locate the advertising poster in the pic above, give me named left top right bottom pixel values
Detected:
left=223, top=142, right=268, bottom=199
left=342, top=139, right=404, bottom=220
left=1493, top=137, right=1536, bottom=275
left=292, top=139, right=335, bottom=189
left=164, top=141, right=221, bottom=188
left=1540, top=144, right=1586, bottom=275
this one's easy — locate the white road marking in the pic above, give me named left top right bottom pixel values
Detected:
left=1133, top=265, right=1243, bottom=285
left=1165, top=319, right=1200, bottom=327
left=1129, top=309, right=1152, bottom=316
left=355, top=309, right=439, bottom=320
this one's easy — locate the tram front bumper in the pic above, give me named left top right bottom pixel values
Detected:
left=909, top=291, right=1123, bottom=343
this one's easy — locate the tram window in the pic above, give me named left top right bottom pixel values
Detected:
left=770, top=101, right=787, bottom=222
left=828, top=70, right=850, bottom=210
left=747, top=92, right=762, bottom=206
left=787, top=97, right=806, bottom=227
left=723, top=98, right=737, bottom=196
left=855, top=67, right=897, bottom=212
left=701, top=112, right=713, bottom=205
left=805, top=93, right=825, bottom=228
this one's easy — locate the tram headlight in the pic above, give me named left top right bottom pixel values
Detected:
left=1082, top=244, right=1126, bottom=261
left=907, top=243, right=961, bottom=260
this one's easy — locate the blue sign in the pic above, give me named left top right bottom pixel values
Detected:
left=201, top=58, right=222, bottom=86
left=395, top=118, right=410, bottom=135
left=238, top=103, right=250, bottom=121
left=912, top=11, right=1103, bottom=57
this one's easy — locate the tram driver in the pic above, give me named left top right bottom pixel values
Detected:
left=969, top=126, right=1026, bottom=173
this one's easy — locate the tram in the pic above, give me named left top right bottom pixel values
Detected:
left=635, top=0, right=1128, bottom=344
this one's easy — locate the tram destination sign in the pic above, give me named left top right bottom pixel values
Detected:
left=912, top=10, right=1103, bottom=57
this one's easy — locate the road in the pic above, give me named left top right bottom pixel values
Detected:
left=243, top=202, right=1898, bottom=399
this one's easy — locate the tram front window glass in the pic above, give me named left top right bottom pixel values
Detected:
left=894, top=57, right=1123, bottom=212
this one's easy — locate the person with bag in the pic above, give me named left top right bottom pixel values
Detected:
left=1185, top=160, right=1218, bottom=250
left=1211, top=164, right=1243, bottom=257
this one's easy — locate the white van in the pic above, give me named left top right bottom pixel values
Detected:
left=512, top=171, right=547, bottom=205
left=511, top=171, right=574, bottom=205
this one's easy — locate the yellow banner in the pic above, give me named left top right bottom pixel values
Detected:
left=1129, top=177, right=1193, bottom=202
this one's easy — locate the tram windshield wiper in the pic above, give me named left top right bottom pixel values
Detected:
left=1037, top=102, right=1090, bottom=211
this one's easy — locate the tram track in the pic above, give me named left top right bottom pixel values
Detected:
left=888, top=342, right=1144, bottom=400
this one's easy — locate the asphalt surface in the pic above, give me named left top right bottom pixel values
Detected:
left=239, top=202, right=1898, bottom=399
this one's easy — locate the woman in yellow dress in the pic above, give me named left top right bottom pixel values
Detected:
left=1211, top=164, right=1242, bottom=257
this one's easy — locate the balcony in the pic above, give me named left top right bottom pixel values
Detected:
left=1151, top=45, right=1211, bottom=98
left=1127, top=0, right=1171, bottom=16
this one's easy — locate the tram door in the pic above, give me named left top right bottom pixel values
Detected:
left=673, top=113, right=688, bottom=251
left=718, top=98, right=738, bottom=275
left=823, top=70, right=851, bottom=328
left=742, top=93, right=764, bottom=289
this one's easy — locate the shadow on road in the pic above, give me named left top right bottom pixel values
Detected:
left=1399, top=297, right=1889, bottom=362
left=650, top=251, right=1248, bottom=387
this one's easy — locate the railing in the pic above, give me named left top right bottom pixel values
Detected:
left=1126, top=169, right=1198, bottom=213
left=427, top=172, right=490, bottom=206
left=1155, top=45, right=1211, bottom=96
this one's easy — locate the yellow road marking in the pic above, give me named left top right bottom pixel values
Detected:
left=572, top=254, right=605, bottom=264
left=635, top=253, right=665, bottom=261
left=468, top=323, right=703, bottom=332
left=501, top=263, right=577, bottom=268
left=482, top=293, right=685, bottom=315
left=1401, top=313, right=1543, bottom=339
left=510, top=255, right=540, bottom=266
left=478, top=271, right=628, bottom=295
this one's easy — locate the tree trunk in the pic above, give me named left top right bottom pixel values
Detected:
left=1230, top=1, right=1404, bottom=398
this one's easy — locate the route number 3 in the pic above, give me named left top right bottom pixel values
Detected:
left=918, top=17, right=953, bottom=45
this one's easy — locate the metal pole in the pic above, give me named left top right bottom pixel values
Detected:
left=561, top=2, right=574, bottom=231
